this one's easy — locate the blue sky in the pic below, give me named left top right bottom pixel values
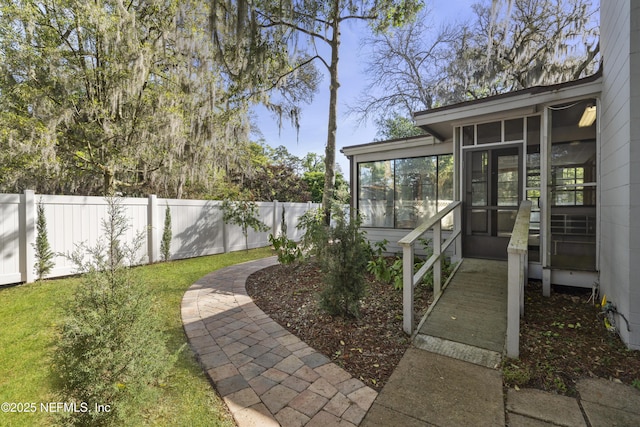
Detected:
left=251, top=0, right=476, bottom=175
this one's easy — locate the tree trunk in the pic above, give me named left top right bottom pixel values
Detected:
left=322, top=8, right=340, bottom=226
left=176, top=169, right=185, bottom=199
left=103, top=169, right=115, bottom=196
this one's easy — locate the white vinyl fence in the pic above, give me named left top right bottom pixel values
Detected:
left=0, top=190, right=319, bottom=285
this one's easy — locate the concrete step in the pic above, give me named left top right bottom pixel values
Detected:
left=413, top=334, right=502, bottom=369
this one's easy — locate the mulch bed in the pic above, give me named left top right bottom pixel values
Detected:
left=246, top=261, right=640, bottom=395
left=511, top=281, right=640, bottom=396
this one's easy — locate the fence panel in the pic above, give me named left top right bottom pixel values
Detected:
left=282, top=202, right=316, bottom=241
left=0, top=192, right=319, bottom=285
left=41, top=196, right=150, bottom=279
left=163, top=199, right=226, bottom=260
left=0, top=194, right=22, bottom=284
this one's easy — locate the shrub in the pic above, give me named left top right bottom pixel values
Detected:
left=33, top=199, right=55, bottom=280
left=318, top=208, right=370, bottom=318
left=269, top=207, right=303, bottom=265
left=366, top=239, right=392, bottom=283
left=296, top=207, right=328, bottom=259
left=160, top=204, right=172, bottom=261
left=54, top=197, right=174, bottom=426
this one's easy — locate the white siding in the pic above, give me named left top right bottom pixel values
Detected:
left=629, top=0, right=640, bottom=349
left=600, top=0, right=640, bottom=348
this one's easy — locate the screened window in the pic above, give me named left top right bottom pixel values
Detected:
left=458, top=118, right=525, bottom=146
left=477, top=121, right=501, bottom=144
left=358, top=154, right=453, bottom=228
left=358, top=160, right=394, bottom=227
left=551, top=141, right=596, bottom=206
left=505, top=119, right=524, bottom=141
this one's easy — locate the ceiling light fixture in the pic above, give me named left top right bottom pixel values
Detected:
left=579, top=105, right=597, bottom=127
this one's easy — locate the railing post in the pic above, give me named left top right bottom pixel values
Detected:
left=506, top=200, right=532, bottom=359
left=453, top=204, right=462, bottom=263
left=402, top=243, right=415, bottom=335
left=520, top=253, right=526, bottom=316
left=506, top=252, right=521, bottom=358
left=433, top=221, right=442, bottom=297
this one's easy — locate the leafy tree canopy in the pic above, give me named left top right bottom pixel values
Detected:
left=0, top=0, right=318, bottom=198
left=354, top=0, right=600, bottom=123
left=209, top=0, right=422, bottom=222
left=374, top=114, right=426, bottom=141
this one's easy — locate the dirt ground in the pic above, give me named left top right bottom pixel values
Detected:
left=246, top=261, right=640, bottom=395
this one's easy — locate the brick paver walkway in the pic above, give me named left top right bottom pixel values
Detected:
left=181, top=257, right=378, bottom=426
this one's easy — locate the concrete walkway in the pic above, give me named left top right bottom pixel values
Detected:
left=181, top=257, right=378, bottom=426
left=362, top=346, right=640, bottom=427
left=182, top=257, right=640, bottom=427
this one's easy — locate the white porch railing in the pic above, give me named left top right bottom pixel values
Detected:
left=506, top=200, right=532, bottom=358
left=398, top=201, right=462, bottom=335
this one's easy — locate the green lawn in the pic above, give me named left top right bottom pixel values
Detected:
left=0, top=247, right=274, bottom=426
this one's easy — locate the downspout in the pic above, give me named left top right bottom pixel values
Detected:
left=595, top=97, right=601, bottom=274
left=453, top=126, right=461, bottom=202
left=348, top=154, right=356, bottom=216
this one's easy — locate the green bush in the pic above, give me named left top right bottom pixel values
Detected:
left=296, top=207, right=328, bottom=259
left=160, top=204, right=172, bottom=261
left=54, top=198, right=174, bottom=426
left=366, top=239, right=392, bottom=283
left=318, top=209, right=370, bottom=318
left=269, top=207, right=303, bottom=265
left=33, top=199, right=55, bottom=280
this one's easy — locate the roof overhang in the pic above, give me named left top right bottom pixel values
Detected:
left=341, top=134, right=439, bottom=157
left=413, top=73, right=603, bottom=141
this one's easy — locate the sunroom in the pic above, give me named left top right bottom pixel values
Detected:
left=342, top=73, right=602, bottom=291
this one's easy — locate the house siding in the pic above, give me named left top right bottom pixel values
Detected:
left=629, top=1, right=640, bottom=347
left=600, top=0, right=640, bottom=349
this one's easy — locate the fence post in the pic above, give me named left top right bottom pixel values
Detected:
left=20, top=190, right=36, bottom=283
left=222, top=202, right=229, bottom=253
left=147, top=195, right=158, bottom=263
left=272, top=200, right=279, bottom=237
